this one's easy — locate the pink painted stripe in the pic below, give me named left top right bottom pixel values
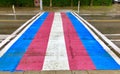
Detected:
left=16, top=12, right=54, bottom=71
left=61, top=13, right=96, bottom=70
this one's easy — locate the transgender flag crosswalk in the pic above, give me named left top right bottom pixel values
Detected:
left=0, top=12, right=120, bottom=72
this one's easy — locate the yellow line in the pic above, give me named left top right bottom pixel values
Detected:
left=87, top=20, right=120, bottom=22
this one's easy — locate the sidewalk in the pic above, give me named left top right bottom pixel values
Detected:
left=0, top=70, right=120, bottom=74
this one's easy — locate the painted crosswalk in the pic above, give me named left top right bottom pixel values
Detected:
left=61, top=13, right=96, bottom=70
left=0, top=12, right=120, bottom=72
left=43, top=12, right=69, bottom=70
left=16, top=12, right=54, bottom=71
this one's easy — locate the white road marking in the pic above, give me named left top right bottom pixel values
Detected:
left=0, top=35, right=10, bottom=40
left=104, top=34, right=120, bottom=36
left=42, top=12, right=69, bottom=70
left=111, top=39, right=120, bottom=42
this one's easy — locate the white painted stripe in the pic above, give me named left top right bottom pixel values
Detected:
left=0, top=12, right=44, bottom=57
left=0, top=35, right=10, bottom=40
left=80, top=13, right=102, bottom=16
left=111, top=39, right=120, bottom=42
left=42, top=12, right=69, bottom=70
left=72, top=12, right=120, bottom=65
left=104, top=34, right=120, bottom=36
left=0, top=14, right=36, bottom=16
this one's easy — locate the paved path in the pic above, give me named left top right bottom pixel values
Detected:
left=0, top=12, right=120, bottom=72
left=0, top=70, right=120, bottom=74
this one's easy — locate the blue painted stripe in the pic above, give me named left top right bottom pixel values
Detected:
left=66, top=12, right=120, bottom=70
left=0, top=12, right=49, bottom=71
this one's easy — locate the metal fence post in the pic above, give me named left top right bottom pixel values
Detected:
left=12, top=5, right=16, bottom=20
left=78, top=0, right=80, bottom=13
left=40, top=0, right=43, bottom=10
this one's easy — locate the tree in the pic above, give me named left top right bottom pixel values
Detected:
left=50, top=0, right=52, bottom=7
left=90, top=0, right=93, bottom=6
left=71, top=0, right=73, bottom=7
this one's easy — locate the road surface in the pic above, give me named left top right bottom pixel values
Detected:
left=0, top=12, right=119, bottom=72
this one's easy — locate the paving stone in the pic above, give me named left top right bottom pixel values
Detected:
left=72, top=70, right=88, bottom=74
left=12, top=72, right=23, bottom=74
left=56, top=70, right=72, bottom=74
left=0, top=72, right=11, bottom=74
left=40, top=71, right=56, bottom=74
left=24, top=71, right=40, bottom=74
left=1, top=70, right=120, bottom=74
left=88, top=70, right=120, bottom=74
